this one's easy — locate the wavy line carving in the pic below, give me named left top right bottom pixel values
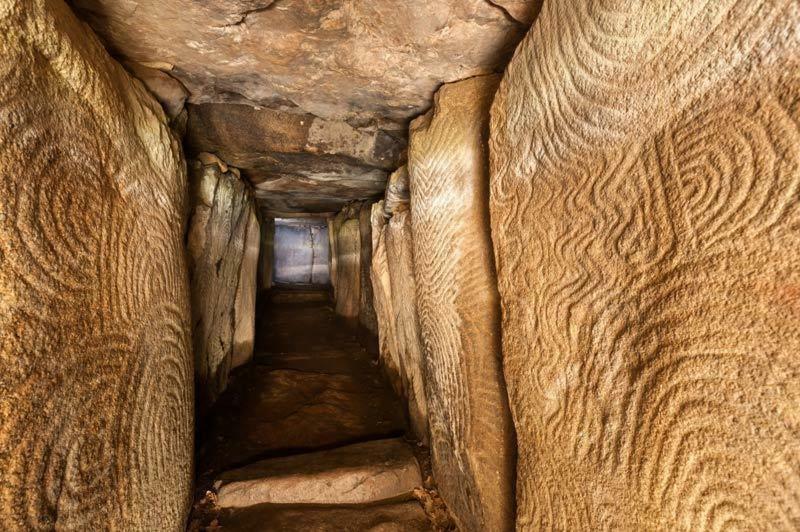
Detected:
left=187, top=160, right=259, bottom=412
left=490, top=1, right=800, bottom=529
left=385, top=200, right=430, bottom=444
left=408, top=75, right=515, bottom=532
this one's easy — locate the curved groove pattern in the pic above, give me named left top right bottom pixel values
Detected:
left=385, top=208, right=430, bottom=443
left=408, top=75, right=515, bottom=532
left=490, top=1, right=800, bottom=529
left=370, top=201, right=405, bottom=399
left=333, top=214, right=362, bottom=319
left=0, top=1, right=192, bottom=529
left=187, top=161, right=259, bottom=412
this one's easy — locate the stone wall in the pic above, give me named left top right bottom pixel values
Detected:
left=273, top=219, right=330, bottom=285
left=0, top=0, right=192, bottom=529
left=375, top=167, right=429, bottom=444
left=408, top=75, right=515, bottom=532
left=232, top=209, right=260, bottom=369
left=490, top=0, right=800, bottom=529
left=358, top=202, right=379, bottom=336
left=334, top=218, right=361, bottom=318
left=370, top=168, right=430, bottom=444
left=187, top=157, right=260, bottom=412
left=331, top=204, right=363, bottom=319
left=370, top=201, right=403, bottom=397
left=258, top=217, right=275, bottom=291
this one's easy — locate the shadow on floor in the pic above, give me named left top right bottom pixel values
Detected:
left=188, top=288, right=448, bottom=531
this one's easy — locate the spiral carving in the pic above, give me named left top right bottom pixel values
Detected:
left=0, top=2, right=192, bottom=530
left=490, top=0, right=800, bottom=529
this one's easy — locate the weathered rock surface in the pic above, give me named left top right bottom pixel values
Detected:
left=219, top=501, right=434, bottom=532
left=199, top=290, right=407, bottom=475
left=201, top=366, right=406, bottom=474
left=370, top=201, right=403, bottom=397
left=0, top=1, right=192, bottom=529
left=216, top=438, right=422, bottom=507
left=331, top=204, right=363, bottom=318
left=491, top=0, right=542, bottom=24
left=358, top=202, right=379, bottom=335
left=382, top=168, right=429, bottom=444
left=69, top=0, right=536, bottom=216
left=490, top=1, right=800, bottom=529
left=384, top=165, right=412, bottom=216
left=184, top=103, right=403, bottom=215
left=123, top=61, right=188, bottom=120
left=409, top=75, right=514, bottom=531
left=188, top=157, right=260, bottom=411
left=258, top=217, right=275, bottom=290
left=70, top=0, right=529, bottom=126
left=232, top=209, right=260, bottom=369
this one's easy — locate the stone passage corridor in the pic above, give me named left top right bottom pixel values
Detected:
left=191, top=289, right=440, bottom=531
left=3, top=1, right=798, bottom=530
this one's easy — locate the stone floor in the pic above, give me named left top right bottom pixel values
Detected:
left=190, top=288, right=440, bottom=531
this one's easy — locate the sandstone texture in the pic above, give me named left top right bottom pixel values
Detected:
left=490, top=1, right=800, bottom=529
left=70, top=0, right=527, bottom=125
left=385, top=211, right=429, bottom=444
left=188, top=158, right=260, bottom=411
left=232, top=209, right=260, bottom=369
left=216, top=438, right=422, bottom=507
left=199, top=291, right=407, bottom=475
left=358, top=202, right=379, bottom=336
left=69, top=0, right=533, bottom=216
left=491, top=0, right=542, bottom=24
left=382, top=168, right=429, bottom=444
left=331, top=204, right=363, bottom=318
left=370, top=201, right=403, bottom=396
left=123, top=61, right=188, bottom=121
left=409, top=76, right=515, bottom=532
left=0, top=0, right=192, bottom=529
left=219, top=501, right=434, bottom=532
left=184, top=103, right=403, bottom=215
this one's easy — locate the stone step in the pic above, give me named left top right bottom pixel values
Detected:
left=219, top=501, right=434, bottom=532
left=215, top=438, right=423, bottom=508
left=268, top=289, right=331, bottom=304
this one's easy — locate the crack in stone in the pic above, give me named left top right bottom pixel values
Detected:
left=483, top=0, right=528, bottom=28
left=219, top=1, right=280, bottom=28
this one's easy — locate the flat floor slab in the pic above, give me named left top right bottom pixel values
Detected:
left=216, top=438, right=423, bottom=507
left=197, top=290, right=407, bottom=475
left=219, top=501, right=434, bottom=532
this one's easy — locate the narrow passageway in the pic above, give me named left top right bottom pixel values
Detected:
left=5, top=2, right=798, bottom=531
left=190, top=288, right=440, bottom=531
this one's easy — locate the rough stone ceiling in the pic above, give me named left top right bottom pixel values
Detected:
left=70, top=0, right=540, bottom=215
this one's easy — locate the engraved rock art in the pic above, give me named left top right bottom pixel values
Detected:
left=0, top=1, right=193, bottom=528
left=409, top=76, right=515, bottom=532
left=187, top=158, right=259, bottom=411
left=490, top=0, right=800, bottom=528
